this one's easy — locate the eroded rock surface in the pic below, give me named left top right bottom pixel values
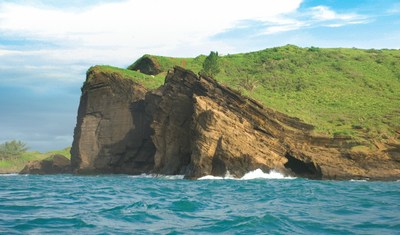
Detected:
left=70, top=68, right=155, bottom=174
left=71, top=66, right=400, bottom=180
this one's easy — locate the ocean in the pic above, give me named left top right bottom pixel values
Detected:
left=1, top=171, right=399, bottom=234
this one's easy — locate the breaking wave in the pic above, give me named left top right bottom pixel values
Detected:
left=128, top=169, right=294, bottom=180
left=198, top=169, right=296, bottom=180
left=350, top=179, right=368, bottom=182
left=130, top=173, right=185, bottom=180
left=0, top=173, right=19, bottom=177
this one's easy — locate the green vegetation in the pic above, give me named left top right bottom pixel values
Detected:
left=0, top=140, right=28, bottom=161
left=221, top=46, right=400, bottom=141
left=87, top=65, right=165, bottom=90
left=0, top=147, right=71, bottom=174
left=128, top=54, right=206, bottom=74
left=95, top=45, right=400, bottom=143
left=201, top=51, right=221, bottom=77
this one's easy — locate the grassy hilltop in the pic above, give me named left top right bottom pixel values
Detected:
left=92, top=45, right=400, bottom=146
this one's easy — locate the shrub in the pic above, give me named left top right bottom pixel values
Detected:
left=201, top=51, right=220, bottom=77
left=0, top=140, right=28, bottom=160
left=308, top=46, right=320, bottom=52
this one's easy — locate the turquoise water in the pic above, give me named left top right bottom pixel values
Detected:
left=0, top=174, right=399, bottom=234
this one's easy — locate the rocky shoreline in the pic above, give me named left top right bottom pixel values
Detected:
left=21, top=66, right=400, bottom=180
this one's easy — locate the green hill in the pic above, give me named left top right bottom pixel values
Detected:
left=96, top=45, right=400, bottom=145
left=127, top=45, right=400, bottom=143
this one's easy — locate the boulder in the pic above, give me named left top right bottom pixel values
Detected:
left=20, top=154, right=71, bottom=174
left=127, top=56, right=162, bottom=75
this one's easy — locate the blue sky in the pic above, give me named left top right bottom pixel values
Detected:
left=0, top=0, right=399, bottom=151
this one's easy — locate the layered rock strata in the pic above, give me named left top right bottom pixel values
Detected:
left=71, top=66, right=400, bottom=180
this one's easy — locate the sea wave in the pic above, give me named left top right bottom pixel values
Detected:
left=241, top=169, right=296, bottom=180
left=129, top=173, right=185, bottom=180
left=1, top=173, right=399, bottom=234
left=350, top=179, right=368, bottom=182
left=198, top=169, right=295, bottom=180
left=0, top=173, right=19, bottom=176
left=127, top=169, right=294, bottom=180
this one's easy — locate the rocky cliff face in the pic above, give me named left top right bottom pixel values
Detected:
left=71, top=66, right=400, bottom=180
left=70, top=68, right=155, bottom=174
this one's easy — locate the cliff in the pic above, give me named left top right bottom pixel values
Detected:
left=70, top=67, right=155, bottom=174
left=71, top=66, right=400, bottom=180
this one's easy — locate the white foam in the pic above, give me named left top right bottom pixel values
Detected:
left=198, top=175, right=225, bottom=180
left=350, top=179, right=368, bottom=182
left=0, top=173, right=19, bottom=176
left=198, top=170, right=235, bottom=180
left=159, top=175, right=185, bottom=180
left=130, top=174, right=184, bottom=180
left=129, top=173, right=153, bottom=179
left=198, top=169, right=295, bottom=180
left=241, top=169, right=295, bottom=180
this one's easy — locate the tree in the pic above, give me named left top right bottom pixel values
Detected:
left=201, top=51, right=220, bottom=77
left=0, top=140, right=28, bottom=160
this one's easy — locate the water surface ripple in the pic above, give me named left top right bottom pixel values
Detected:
left=0, top=175, right=399, bottom=234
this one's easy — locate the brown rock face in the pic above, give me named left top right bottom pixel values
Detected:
left=20, top=155, right=71, bottom=174
left=70, top=68, right=155, bottom=174
left=71, top=66, right=400, bottom=180
left=145, top=83, right=193, bottom=175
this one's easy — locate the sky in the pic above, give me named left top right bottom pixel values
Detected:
left=0, top=0, right=399, bottom=152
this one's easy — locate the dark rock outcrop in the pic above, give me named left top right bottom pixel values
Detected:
left=71, top=66, right=400, bottom=180
left=20, top=154, right=71, bottom=174
left=128, top=56, right=161, bottom=75
left=70, top=68, right=155, bottom=174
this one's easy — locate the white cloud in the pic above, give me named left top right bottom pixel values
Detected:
left=387, top=3, right=400, bottom=14
left=311, top=6, right=339, bottom=20
left=325, top=20, right=370, bottom=28
left=263, top=21, right=307, bottom=34
left=310, top=5, right=367, bottom=22
left=0, top=48, right=26, bottom=56
left=0, top=1, right=372, bottom=64
left=0, top=0, right=302, bottom=60
left=260, top=5, right=368, bottom=35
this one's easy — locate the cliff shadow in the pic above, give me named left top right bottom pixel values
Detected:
left=99, top=100, right=156, bottom=174
left=284, top=152, right=322, bottom=179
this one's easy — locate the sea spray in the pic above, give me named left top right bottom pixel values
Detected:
left=241, top=169, right=295, bottom=180
left=130, top=173, right=185, bottom=180
left=0, top=173, right=19, bottom=176
left=198, top=168, right=295, bottom=180
left=350, top=179, right=368, bottom=182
